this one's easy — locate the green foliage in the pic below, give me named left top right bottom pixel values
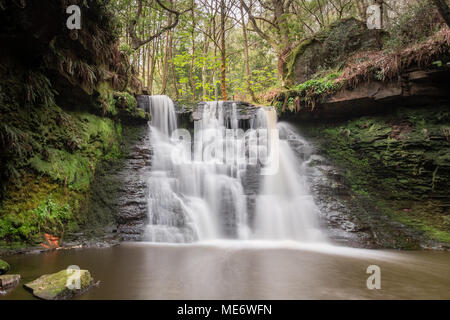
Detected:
left=114, top=91, right=149, bottom=122
left=0, top=0, right=139, bottom=244
left=97, top=82, right=117, bottom=116
left=0, top=196, right=75, bottom=242
left=24, top=71, right=57, bottom=107
left=115, top=91, right=137, bottom=109
left=294, top=73, right=341, bottom=95
left=0, top=175, right=82, bottom=243
left=384, top=1, right=441, bottom=51
left=32, top=197, right=73, bottom=236
left=0, top=106, right=122, bottom=241
left=119, top=43, right=133, bottom=56
left=29, top=149, right=92, bottom=191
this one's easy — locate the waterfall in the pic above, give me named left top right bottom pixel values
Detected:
left=148, top=95, right=177, bottom=136
left=144, top=96, right=219, bottom=242
left=253, top=120, right=324, bottom=242
left=142, top=96, right=324, bottom=243
left=192, top=101, right=251, bottom=239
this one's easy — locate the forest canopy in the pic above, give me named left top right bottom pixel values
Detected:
left=112, top=0, right=449, bottom=103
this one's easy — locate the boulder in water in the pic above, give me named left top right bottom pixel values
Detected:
left=0, top=274, right=21, bottom=291
left=24, top=269, right=94, bottom=300
left=0, top=259, right=9, bottom=275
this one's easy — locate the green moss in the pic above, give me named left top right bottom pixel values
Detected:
left=285, top=38, right=314, bottom=83
left=29, top=150, right=91, bottom=191
left=0, top=259, right=10, bottom=274
left=0, top=0, right=144, bottom=246
left=383, top=201, right=450, bottom=244
left=96, top=81, right=117, bottom=116
left=274, top=72, right=344, bottom=113
left=115, top=91, right=137, bottom=109
left=26, top=111, right=121, bottom=191
left=0, top=109, right=122, bottom=243
left=300, top=105, right=450, bottom=246
left=114, top=91, right=150, bottom=123
left=383, top=1, right=440, bottom=51
left=0, top=175, right=86, bottom=243
left=24, top=269, right=93, bottom=300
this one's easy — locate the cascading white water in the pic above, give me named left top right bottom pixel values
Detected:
left=253, top=119, right=324, bottom=242
left=192, top=101, right=251, bottom=239
left=144, top=96, right=324, bottom=243
left=144, top=96, right=219, bottom=242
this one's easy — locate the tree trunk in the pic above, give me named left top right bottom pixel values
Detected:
left=148, top=39, right=158, bottom=95
left=160, top=31, right=170, bottom=94
left=220, top=0, right=227, bottom=101
left=201, top=25, right=210, bottom=100
left=169, top=32, right=179, bottom=100
left=189, top=0, right=196, bottom=101
left=240, top=4, right=257, bottom=102
left=354, top=0, right=367, bottom=21
left=142, top=44, right=147, bottom=88
left=432, top=0, right=450, bottom=28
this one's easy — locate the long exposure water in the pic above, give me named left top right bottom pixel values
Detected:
left=2, top=242, right=450, bottom=299
left=143, top=96, right=323, bottom=242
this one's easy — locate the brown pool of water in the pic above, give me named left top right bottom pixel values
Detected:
left=1, top=241, right=449, bottom=300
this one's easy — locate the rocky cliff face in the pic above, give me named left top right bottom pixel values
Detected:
left=295, top=103, right=450, bottom=249
left=285, top=18, right=381, bottom=86
left=77, top=124, right=151, bottom=243
left=0, top=1, right=149, bottom=247
left=280, top=67, right=450, bottom=120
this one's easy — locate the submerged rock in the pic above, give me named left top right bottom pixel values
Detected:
left=0, top=274, right=21, bottom=291
left=0, top=259, right=10, bottom=275
left=24, top=269, right=94, bottom=300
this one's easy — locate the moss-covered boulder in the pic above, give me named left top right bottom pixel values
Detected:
left=115, top=91, right=150, bottom=124
left=24, top=269, right=94, bottom=300
left=285, top=18, right=380, bottom=86
left=0, top=259, right=10, bottom=275
left=0, top=274, right=21, bottom=290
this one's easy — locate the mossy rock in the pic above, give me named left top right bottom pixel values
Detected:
left=0, top=259, right=10, bottom=275
left=285, top=18, right=380, bottom=86
left=0, top=274, right=21, bottom=290
left=24, top=268, right=94, bottom=300
left=116, top=92, right=150, bottom=124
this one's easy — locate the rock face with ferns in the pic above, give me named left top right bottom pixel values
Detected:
left=0, top=1, right=149, bottom=247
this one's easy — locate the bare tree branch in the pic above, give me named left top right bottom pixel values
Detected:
left=127, top=0, right=192, bottom=50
